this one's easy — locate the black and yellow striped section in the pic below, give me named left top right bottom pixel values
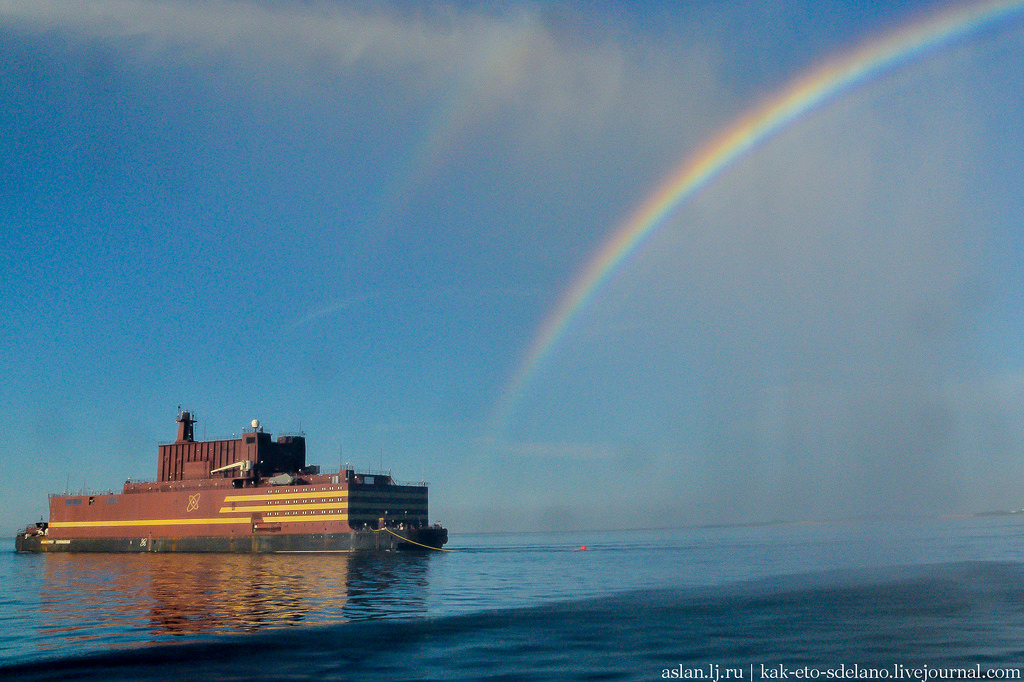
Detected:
left=51, top=513, right=349, bottom=528
left=220, top=490, right=348, bottom=515
left=219, top=502, right=348, bottom=513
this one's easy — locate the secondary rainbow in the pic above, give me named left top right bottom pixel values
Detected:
left=492, top=0, right=1024, bottom=430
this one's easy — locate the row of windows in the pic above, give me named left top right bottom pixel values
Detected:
left=257, top=498, right=344, bottom=505
left=264, top=510, right=346, bottom=516
left=263, top=486, right=343, bottom=493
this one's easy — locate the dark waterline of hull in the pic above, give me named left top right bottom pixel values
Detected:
left=15, top=527, right=449, bottom=553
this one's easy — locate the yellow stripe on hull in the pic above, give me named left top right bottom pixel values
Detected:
left=222, top=491, right=349, bottom=502
left=219, top=503, right=349, bottom=513
left=50, top=513, right=350, bottom=529
left=50, top=517, right=252, bottom=529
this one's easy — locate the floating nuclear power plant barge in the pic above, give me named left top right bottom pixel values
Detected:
left=16, top=411, right=448, bottom=553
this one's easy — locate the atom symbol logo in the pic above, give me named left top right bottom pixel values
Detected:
left=186, top=494, right=200, bottom=512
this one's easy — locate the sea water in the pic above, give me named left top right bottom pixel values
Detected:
left=2, top=516, right=1024, bottom=680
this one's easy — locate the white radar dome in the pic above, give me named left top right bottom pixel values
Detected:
left=251, top=419, right=260, bottom=429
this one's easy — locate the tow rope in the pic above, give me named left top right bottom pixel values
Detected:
left=372, top=526, right=452, bottom=552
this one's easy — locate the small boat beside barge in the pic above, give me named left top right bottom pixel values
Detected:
left=15, top=411, right=448, bottom=553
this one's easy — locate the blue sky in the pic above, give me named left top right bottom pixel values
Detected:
left=2, top=0, right=1023, bottom=533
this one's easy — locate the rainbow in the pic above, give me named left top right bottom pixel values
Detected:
left=492, top=0, right=1024, bottom=431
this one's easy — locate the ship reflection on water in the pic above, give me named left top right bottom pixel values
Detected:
left=36, top=552, right=432, bottom=648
